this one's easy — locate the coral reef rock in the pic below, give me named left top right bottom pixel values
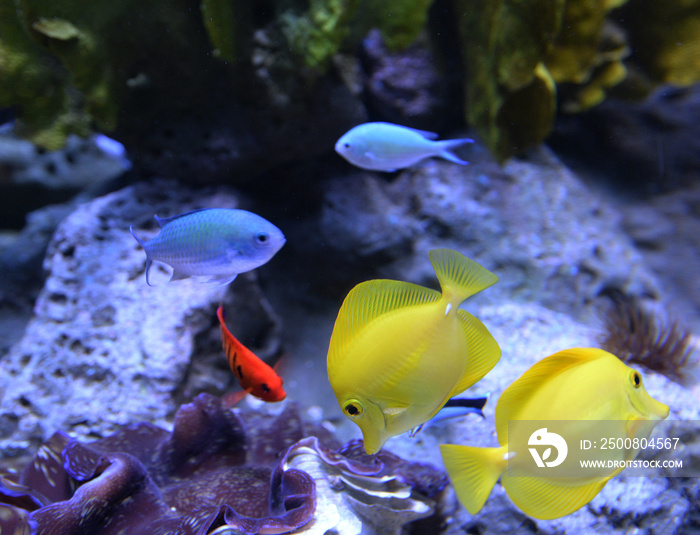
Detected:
left=0, top=181, right=281, bottom=458
left=317, top=146, right=659, bottom=319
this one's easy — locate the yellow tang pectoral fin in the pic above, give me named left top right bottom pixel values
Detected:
left=440, top=444, right=508, bottom=515
left=502, top=472, right=609, bottom=520
left=494, top=348, right=609, bottom=444
left=450, top=310, right=501, bottom=397
left=327, top=279, right=440, bottom=371
left=382, top=406, right=408, bottom=416
left=429, top=249, right=498, bottom=304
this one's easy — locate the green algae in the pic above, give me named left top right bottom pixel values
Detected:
left=279, top=0, right=434, bottom=70
left=455, top=0, right=565, bottom=160
left=0, top=0, right=90, bottom=149
left=201, top=0, right=252, bottom=62
left=0, top=0, right=205, bottom=149
left=2, top=0, right=700, bottom=157
left=617, top=0, right=700, bottom=87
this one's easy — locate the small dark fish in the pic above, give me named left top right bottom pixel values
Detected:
left=409, top=394, right=488, bottom=437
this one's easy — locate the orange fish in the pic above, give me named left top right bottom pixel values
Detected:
left=217, top=306, right=286, bottom=405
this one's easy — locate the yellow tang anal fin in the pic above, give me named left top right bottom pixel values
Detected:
left=440, top=444, right=508, bottom=515
left=502, top=471, right=609, bottom=520
left=449, top=310, right=501, bottom=398
left=494, top=348, right=610, bottom=443
left=328, top=279, right=440, bottom=367
left=429, top=249, right=498, bottom=304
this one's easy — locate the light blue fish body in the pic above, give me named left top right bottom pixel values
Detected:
left=130, top=208, right=285, bottom=286
left=335, top=122, right=474, bottom=172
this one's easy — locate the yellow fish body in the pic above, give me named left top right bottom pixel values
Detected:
left=440, top=348, right=670, bottom=520
left=327, top=248, right=501, bottom=454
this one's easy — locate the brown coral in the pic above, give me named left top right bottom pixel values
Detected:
left=599, top=293, right=698, bottom=383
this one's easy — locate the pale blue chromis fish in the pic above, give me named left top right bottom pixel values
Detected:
left=130, top=208, right=285, bottom=286
left=335, top=122, right=474, bottom=172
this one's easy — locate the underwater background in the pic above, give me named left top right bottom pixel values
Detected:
left=0, top=0, right=699, bottom=533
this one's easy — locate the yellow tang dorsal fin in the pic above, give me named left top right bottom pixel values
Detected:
left=448, top=310, right=501, bottom=399
left=429, top=249, right=498, bottom=305
left=495, top=348, right=611, bottom=444
left=502, top=470, right=609, bottom=519
left=327, top=279, right=440, bottom=369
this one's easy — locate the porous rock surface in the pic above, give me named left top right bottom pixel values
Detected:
left=0, top=180, right=281, bottom=458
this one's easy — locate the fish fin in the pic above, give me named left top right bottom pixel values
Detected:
left=438, top=151, right=469, bottom=165
left=408, top=424, right=424, bottom=437
left=205, top=274, right=237, bottom=286
left=154, top=208, right=209, bottom=228
left=440, top=444, right=508, bottom=515
left=449, top=310, right=500, bottom=397
left=130, top=226, right=154, bottom=286
left=382, top=406, right=408, bottom=416
left=405, top=126, right=439, bottom=139
left=502, top=471, right=608, bottom=519
left=222, top=390, right=250, bottom=408
left=495, top=348, right=609, bottom=443
left=129, top=225, right=146, bottom=247
left=436, top=138, right=474, bottom=166
left=327, top=280, right=440, bottom=368
left=169, top=269, right=190, bottom=282
left=429, top=249, right=498, bottom=305
left=145, top=259, right=154, bottom=286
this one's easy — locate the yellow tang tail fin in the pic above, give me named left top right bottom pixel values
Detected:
left=429, top=249, right=498, bottom=305
left=440, top=444, right=508, bottom=515
left=502, top=471, right=609, bottom=520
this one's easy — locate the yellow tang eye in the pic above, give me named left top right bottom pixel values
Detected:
left=629, top=370, right=642, bottom=389
left=343, top=399, right=364, bottom=417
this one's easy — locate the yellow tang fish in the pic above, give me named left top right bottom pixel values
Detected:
left=440, top=348, right=670, bottom=520
left=327, top=248, right=501, bottom=454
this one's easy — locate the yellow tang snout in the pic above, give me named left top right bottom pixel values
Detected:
left=341, top=397, right=390, bottom=455
left=625, top=367, right=670, bottom=422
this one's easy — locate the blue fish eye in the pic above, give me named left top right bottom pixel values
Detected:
left=255, top=232, right=270, bottom=245
left=343, top=143, right=350, bottom=149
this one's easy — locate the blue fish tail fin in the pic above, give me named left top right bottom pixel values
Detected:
left=440, top=444, right=508, bottom=515
left=429, top=248, right=498, bottom=305
left=437, top=138, right=473, bottom=165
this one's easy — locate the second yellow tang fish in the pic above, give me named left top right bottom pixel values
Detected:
left=440, top=348, right=670, bottom=519
left=327, top=248, right=501, bottom=454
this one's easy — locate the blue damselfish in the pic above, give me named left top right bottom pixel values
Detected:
left=335, top=122, right=474, bottom=172
left=130, top=208, right=285, bottom=286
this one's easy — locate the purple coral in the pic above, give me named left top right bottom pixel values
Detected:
left=0, top=393, right=448, bottom=535
left=0, top=394, right=316, bottom=535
